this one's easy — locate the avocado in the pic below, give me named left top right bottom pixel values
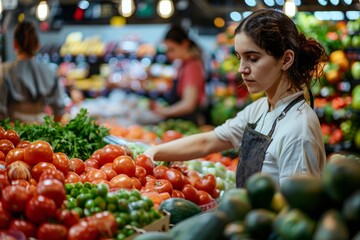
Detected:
left=244, top=209, right=276, bottom=240
left=313, top=209, right=349, bottom=240
left=217, top=189, right=252, bottom=223
left=246, top=173, right=277, bottom=210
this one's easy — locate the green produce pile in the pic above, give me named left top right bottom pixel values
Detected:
left=0, top=109, right=109, bottom=160
left=153, top=119, right=201, bottom=137
left=135, top=155, right=360, bottom=240
left=65, top=182, right=162, bottom=239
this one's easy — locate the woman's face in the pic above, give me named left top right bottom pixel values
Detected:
left=234, top=32, right=285, bottom=96
left=165, top=39, right=187, bottom=62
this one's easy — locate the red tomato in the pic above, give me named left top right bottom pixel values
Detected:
left=161, top=130, right=183, bottom=142
left=100, top=164, right=117, bottom=181
left=131, top=177, right=142, bottom=190
left=194, top=174, right=217, bottom=194
left=109, top=174, right=133, bottom=189
left=31, top=162, right=56, bottom=182
left=39, top=169, right=65, bottom=184
left=84, top=158, right=99, bottom=169
left=89, top=149, right=101, bottom=161
left=5, top=148, right=24, bottom=165
left=86, top=169, right=107, bottom=183
left=0, top=173, right=10, bottom=191
left=0, top=202, right=12, bottom=229
left=3, top=130, right=20, bottom=146
left=91, top=179, right=110, bottom=187
left=112, top=155, right=135, bottom=177
left=186, top=169, right=201, bottom=185
left=153, top=165, right=168, bottom=179
left=25, top=195, right=57, bottom=224
left=164, top=168, right=184, bottom=190
left=10, top=179, right=29, bottom=188
left=134, top=154, right=154, bottom=175
left=37, top=223, right=67, bottom=240
left=181, top=184, right=199, bottom=204
left=9, top=219, right=37, bottom=238
left=56, top=209, right=80, bottom=228
left=134, top=165, right=147, bottom=186
left=1, top=185, right=32, bottom=213
left=29, top=178, right=37, bottom=186
left=211, top=188, right=221, bottom=199
left=0, top=151, right=5, bottom=162
left=0, top=126, right=4, bottom=139
left=15, top=140, right=31, bottom=149
left=69, top=158, right=85, bottom=175
left=172, top=189, right=185, bottom=199
left=197, top=190, right=213, bottom=205
left=52, top=152, right=70, bottom=175
left=0, top=160, right=5, bottom=174
left=145, top=175, right=156, bottom=183
left=145, top=179, right=173, bottom=194
left=24, top=140, right=53, bottom=166
left=68, top=220, right=98, bottom=240
left=87, top=212, right=117, bottom=238
left=97, top=144, right=126, bottom=166
left=0, top=139, right=15, bottom=155
left=37, top=179, right=66, bottom=208
left=65, top=172, right=82, bottom=183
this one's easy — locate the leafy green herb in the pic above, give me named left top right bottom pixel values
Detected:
left=0, top=109, right=109, bottom=160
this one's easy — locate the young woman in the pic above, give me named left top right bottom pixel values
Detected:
left=145, top=9, right=328, bottom=187
left=0, top=21, right=66, bottom=123
left=152, top=24, right=207, bottom=125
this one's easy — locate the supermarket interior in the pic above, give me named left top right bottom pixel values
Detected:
left=0, top=0, right=360, bottom=239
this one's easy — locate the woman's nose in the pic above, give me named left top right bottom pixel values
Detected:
left=238, top=63, right=250, bottom=74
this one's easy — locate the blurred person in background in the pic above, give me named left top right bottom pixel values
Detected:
left=151, top=24, right=207, bottom=125
left=0, top=20, right=66, bottom=123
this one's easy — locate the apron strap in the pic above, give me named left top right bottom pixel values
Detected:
left=267, top=94, right=305, bottom=137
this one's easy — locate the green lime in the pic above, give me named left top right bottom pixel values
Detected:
left=119, top=212, right=131, bottom=224
left=142, top=197, right=154, bottom=209
left=85, top=199, right=96, bottom=209
left=76, top=194, right=87, bottom=207
left=80, top=187, right=90, bottom=194
left=93, top=206, right=102, bottom=213
left=83, top=182, right=92, bottom=189
left=84, top=208, right=93, bottom=217
left=107, top=203, right=117, bottom=212
left=117, top=189, right=130, bottom=199
left=116, top=233, right=126, bottom=240
left=130, top=190, right=141, bottom=199
left=73, top=207, right=84, bottom=217
left=65, top=199, right=77, bottom=209
left=90, top=187, right=98, bottom=198
left=150, top=208, right=162, bottom=220
left=116, top=216, right=126, bottom=228
left=107, top=193, right=118, bottom=204
left=117, top=199, right=130, bottom=213
left=71, top=188, right=80, bottom=198
left=75, top=182, right=84, bottom=190
left=65, top=183, right=75, bottom=194
left=97, top=184, right=109, bottom=197
left=94, top=196, right=107, bottom=210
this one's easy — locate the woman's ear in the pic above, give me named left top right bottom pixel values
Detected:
left=282, top=49, right=295, bottom=71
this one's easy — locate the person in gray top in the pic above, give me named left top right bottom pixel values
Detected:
left=0, top=21, right=66, bottom=123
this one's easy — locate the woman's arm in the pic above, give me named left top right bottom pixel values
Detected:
left=154, top=85, right=198, bottom=118
left=144, top=131, right=233, bottom=162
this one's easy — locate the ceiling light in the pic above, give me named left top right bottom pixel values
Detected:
left=157, top=0, right=174, bottom=19
left=245, top=0, right=257, bottom=6
left=283, top=0, right=297, bottom=17
left=78, top=0, right=90, bottom=10
left=230, top=11, right=242, bottom=22
left=330, top=0, right=339, bottom=5
left=318, top=0, right=328, bottom=6
left=346, top=11, right=359, bottom=19
left=36, top=1, right=50, bottom=21
left=264, top=0, right=276, bottom=6
left=118, top=0, right=135, bottom=18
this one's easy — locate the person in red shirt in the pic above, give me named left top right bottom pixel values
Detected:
left=152, top=24, right=206, bottom=125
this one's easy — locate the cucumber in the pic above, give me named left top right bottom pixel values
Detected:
left=159, top=198, right=202, bottom=224
left=133, top=232, right=174, bottom=240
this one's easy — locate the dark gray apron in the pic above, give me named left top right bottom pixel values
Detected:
left=236, top=94, right=305, bottom=188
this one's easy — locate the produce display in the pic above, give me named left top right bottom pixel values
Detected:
left=136, top=155, right=360, bottom=240
left=0, top=117, right=228, bottom=239
left=0, top=109, right=109, bottom=160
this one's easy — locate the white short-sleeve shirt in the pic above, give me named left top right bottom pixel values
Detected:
left=214, top=92, right=326, bottom=186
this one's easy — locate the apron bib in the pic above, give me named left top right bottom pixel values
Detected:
left=236, top=94, right=305, bottom=188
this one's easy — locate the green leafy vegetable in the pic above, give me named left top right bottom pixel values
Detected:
left=0, top=109, right=109, bottom=160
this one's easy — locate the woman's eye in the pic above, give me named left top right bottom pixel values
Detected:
left=248, top=57, right=258, bottom=62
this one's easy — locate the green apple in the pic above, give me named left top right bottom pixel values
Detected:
left=352, top=85, right=360, bottom=110
left=351, top=61, right=360, bottom=80
left=341, top=35, right=352, bottom=49
left=351, top=35, right=360, bottom=48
